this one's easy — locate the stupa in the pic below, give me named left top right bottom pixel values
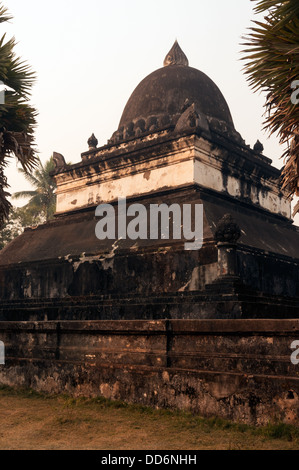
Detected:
left=0, top=41, right=298, bottom=320
left=0, top=42, right=299, bottom=425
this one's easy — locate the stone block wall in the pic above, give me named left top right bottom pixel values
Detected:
left=1, top=319, right=299, bottom=425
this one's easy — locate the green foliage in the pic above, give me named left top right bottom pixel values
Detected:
left=0, top=204, right=44, bottom=249
left=0, top=2, right=37, bottom=226
left=242, top=0, right=299, bottom=212
left=261, top=421, right=295, bottom=440
left=12, top=157, right=56, bottom=221
left=0, top=156, right=56, bottom=249
left=0, top=207, right=22, bottom=248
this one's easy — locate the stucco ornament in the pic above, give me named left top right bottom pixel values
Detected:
left=215, top=214, right=241, bottom=244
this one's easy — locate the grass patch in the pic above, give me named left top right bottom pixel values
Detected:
left=0, top=385, right=299, bottom=449
left=0, top=384, right=57, bottom=400
left=261, top=422, right=298, bottom=441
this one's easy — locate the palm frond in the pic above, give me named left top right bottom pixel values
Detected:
left=241, top=0, right=299, bottom=214
left=0, top=2, right=38, bottom=226
left=12, top=157, right=57, bottom=220
left=0, top=4, right=12, bottom=23
left=12, top=190, right=37, bottom=200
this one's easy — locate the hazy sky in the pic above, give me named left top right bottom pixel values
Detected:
left=3, top=0, right=298, bottom=223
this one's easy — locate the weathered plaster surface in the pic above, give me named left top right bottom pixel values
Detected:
left=1, top=319, right=299, bottom=426
left=54, top=134, right=291, bottom=219
left=56, top=159, right=194, bottom=213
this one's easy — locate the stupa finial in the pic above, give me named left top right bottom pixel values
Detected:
left=163, top=40, right=189, bottom=67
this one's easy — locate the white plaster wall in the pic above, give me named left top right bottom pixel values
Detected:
left=193, top=158, right=224, bottom=193
left=55, top=135, right=292, bottom=220
left=56, top=159, right=194, bottom=213
left=194, top=158, right=291, bottom=219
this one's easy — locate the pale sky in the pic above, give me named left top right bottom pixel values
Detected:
left=3, top=0, right=298, bottom=224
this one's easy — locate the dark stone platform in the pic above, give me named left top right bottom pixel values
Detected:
left=0, top=186, right=298, bottom=320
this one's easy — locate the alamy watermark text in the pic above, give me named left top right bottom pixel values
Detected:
left=95, top=198, right=203, bottom=250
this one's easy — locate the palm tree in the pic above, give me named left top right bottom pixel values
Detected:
left=242, top=0, right=299, bottom=215
left=12, top=157, right=56, bottom=221
left=0, top=3, right=37, bottom=226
